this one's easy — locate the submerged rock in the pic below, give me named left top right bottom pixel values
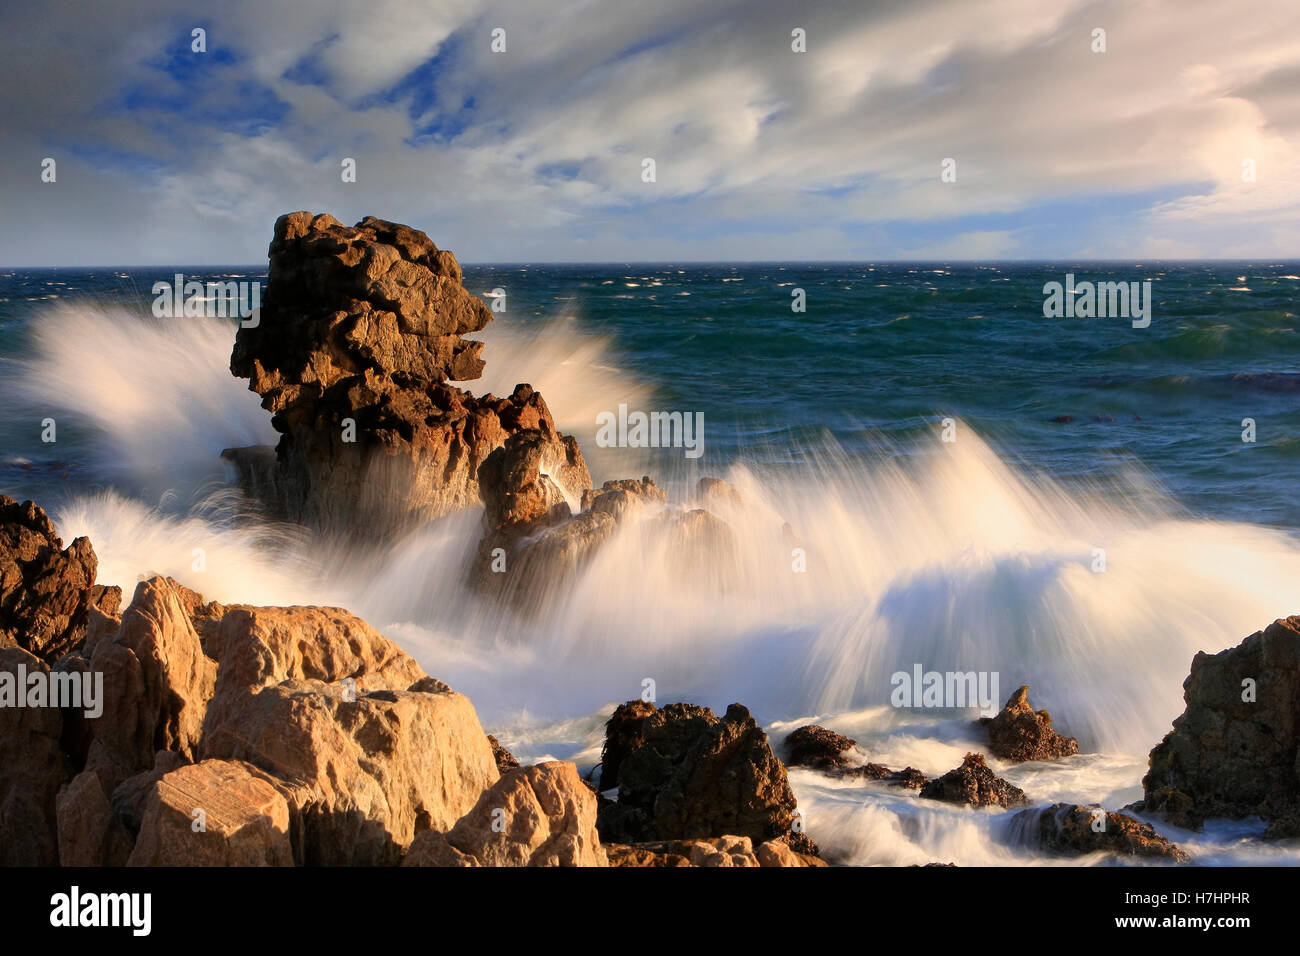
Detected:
left=1140, top=617, right=1300, bottom=836
left=919, top=752, right=1029, bottom=809
left=1010, top=804, right=1189, bottom=863
left=783, top=724, right=858, bottom=771
left=980, top=685, right=1079, bottom=763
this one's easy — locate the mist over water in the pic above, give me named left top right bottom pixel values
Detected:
left=4, top=262, right=1299, bottom=865
left=10, top=304, right=1300, bottom=758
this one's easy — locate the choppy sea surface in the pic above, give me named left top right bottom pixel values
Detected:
left=2, top=261, right=1299, bottom=865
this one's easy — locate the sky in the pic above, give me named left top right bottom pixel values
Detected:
left=1, top=0, right=1299, bottom=265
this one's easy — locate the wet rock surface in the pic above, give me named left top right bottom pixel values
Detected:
left=1140, top=616, right=1300, bottom=836
left=919, top=752, right=1029, bottom=809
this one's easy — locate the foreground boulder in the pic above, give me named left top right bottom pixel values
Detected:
left=1010, top=804, right=1188, bottom=862
left=226, top=212, right=589, bottom=536
left=919, top=753, right=1029, bottom=809
left=605, top=835, right=826, bottom=867
left=56, top=770, right=133, bottom=866
left=402, top=762, right=605, bottom=867
left=127, top=759, right=293, bottom=866
left=2, top=501, right=505, bottom=867
left=0, top=647, right=69, bottom=865
left=596, top=701, right=811, bottom=851
left=980, top=685, right=1079, bottom=763
left=1140, top=617, right=1300, bottom=835
left=0, top=496, right=120, bottom=662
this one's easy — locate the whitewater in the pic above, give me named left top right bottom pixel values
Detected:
left=6, top=302, right=1300, bottom=866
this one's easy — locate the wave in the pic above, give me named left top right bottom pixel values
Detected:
left=10, top=302, right=1300, bottom=763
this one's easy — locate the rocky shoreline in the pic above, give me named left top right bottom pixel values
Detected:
left=2, top=212, right=1297, bottom=867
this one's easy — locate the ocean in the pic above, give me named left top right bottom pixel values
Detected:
left=2, top=261, right=1299, bottom=865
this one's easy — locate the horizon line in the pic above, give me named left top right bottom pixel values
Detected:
left=5, top=257, right=1300, bottom=270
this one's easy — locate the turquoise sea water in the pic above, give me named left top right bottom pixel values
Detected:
left=4, top=261, right=1298, bottom=524
left=3, top=261, right=1299, bottom=865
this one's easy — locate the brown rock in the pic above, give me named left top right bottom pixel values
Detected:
left=83, top=577, right=217, bottom=794
left=581, top=476, right=668, bottom=521
left=56, top=770, right=134, bottom=866
left=0, top=496, right=121, bottom=663
left=598, top=699, right=658, bottom=791
left=0, top=647, right=69, bottom=865
left=226, top=213, right=588, bottom=536
left=1012, top=803, right=1189, bottom=862
left=919, top=752, right=1029, bottom=809
left=1140, top=617, right=1300, bottom=835
left=127, top=759, right=293, bottom=866
left=488, top=735, right=520, bottom=774
left=980, top=685, right=1079, bottom=763
left=203, top=679, right=497, bottom=865
left=783, top=724, right=858, bottom=771
left=605, top=835, right=826, bottom=867
left=402, top=762, right=606, bottom=867
left=596, top=702, right=807, bottom=849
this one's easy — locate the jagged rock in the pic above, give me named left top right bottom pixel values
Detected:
left=197, top=600, right=500, bottom=866
left=1140, top=617, right=1300, bottom=835
left=654, top=509, right=741, bottom=590
left=0, top=496, right=120, bottom=663
left=581, top=477, right=667, bottom=522
left=605, top=836, right=826, bottom=867
left=599, top=699, right=658, bottom=791
left=782, top=725, right=928, bottom=789
left=0, top=647, right=69, bottom=865
left=56, top=770, right=133, bottom=866
left=839, top=763, right=930, bottom=789
left=82, top=577, right=216, bottom=794
left=919, top=753, right=1029, bottom=809
left=201, top=601, right=426, bottom=723
left=203, top=677, right=497, bottom=866
left=1011, top=804, right=1189, bottom=862
left=784, top=724, right=858, bottom=771
left=110, top=750, right=188, bottom=837
left=693, top=476, right=744, bottom=510
left=127, top=759, right=293, bottom=866
left=471, top=427, right=602, bottom=595
left=477, top=428, right=588, bottom=536
left=402, top=762, right=606, bottom=867
left=596, top=701, right=806, bottom=848
left=980, top=685, right=1078, bottom=763
left=226, top=212, right=587, bottom=535
left=488, top=735, right=520, bottom=774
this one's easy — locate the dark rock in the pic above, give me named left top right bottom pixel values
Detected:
left=226, top=212, right=589, bottom=536
left=599, top=700, right=657, bottom=791
left=0, top=647, right=69, bottom=865
left=783, top=724, right=857, bottom=771
left=1140, top=617, right=1300, bottom=835
left=0, top=496, right=121, bottom=663
left=1011, top=803, right=1188, bottom=862
left=605, top=835, right=825, bottom=867
left=919, top=752, right=1029, bottom=809
left=980, top=685, right=1079, bottom=763
left=487, top=735, right=520, bottom=774
left=596, top=701, right=806, bottom=849
left=581, top=477, right=667, bottom=521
